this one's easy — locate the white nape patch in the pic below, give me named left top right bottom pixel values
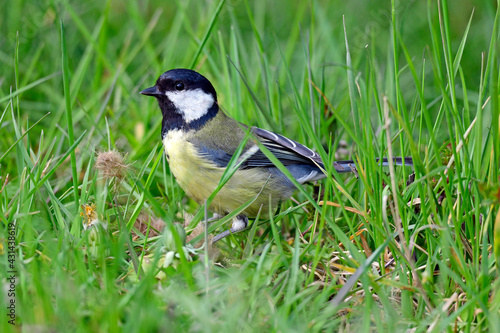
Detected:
left=165, top=89, right=214, bottom=123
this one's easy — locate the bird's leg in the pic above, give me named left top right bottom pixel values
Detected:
left=211, top=214, right=249, bottom=244
left=205, top=213, right=222, bottom=223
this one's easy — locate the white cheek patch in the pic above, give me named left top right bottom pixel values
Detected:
left=165, top=89, right=215, bottom=123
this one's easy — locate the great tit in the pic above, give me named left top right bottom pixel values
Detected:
left=141, top=69, right=412, bottom=242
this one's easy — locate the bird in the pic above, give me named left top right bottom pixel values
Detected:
left=141, top=69, right=412, bottom=243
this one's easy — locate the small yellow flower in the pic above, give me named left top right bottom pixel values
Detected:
left=80, top=203, right=98, bottom=229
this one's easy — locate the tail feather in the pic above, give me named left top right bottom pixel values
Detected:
left=379, top=157, right=413, bottom=167
left=333, top=157, right=413, bottom=173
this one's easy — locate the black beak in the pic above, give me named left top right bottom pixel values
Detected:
left=140, top=86, right=162, bottom=97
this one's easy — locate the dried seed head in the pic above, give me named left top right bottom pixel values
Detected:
left=183, top=213, right=220, bottom=261
left=95, top=150, right=129, bottom=181
left=134, top=213, right=165, bottom=237
left=184, top=213, right=208, bottom=247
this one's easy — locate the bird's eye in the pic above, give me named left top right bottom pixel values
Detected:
left=175, top=82, right=185, bottom=91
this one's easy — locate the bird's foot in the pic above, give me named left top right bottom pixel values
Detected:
left=212, top=214, right=249, bottom=244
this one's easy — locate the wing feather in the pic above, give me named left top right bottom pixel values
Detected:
left=248, top=127, right=324, bottom=167
left=192, top=122, right=360, bottom=175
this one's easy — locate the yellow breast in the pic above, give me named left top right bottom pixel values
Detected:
left=163, top=130, right=224, bottom=204
left=162, top=130, right=284, bottom=217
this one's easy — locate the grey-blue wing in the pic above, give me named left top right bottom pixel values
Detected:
left=250, top=127, right=357, bottom=173
left=193, top=127, right=326, bottom=169
left=193, top=126, right=412, bottom=184
left=250, top=127, right=413, bottom=170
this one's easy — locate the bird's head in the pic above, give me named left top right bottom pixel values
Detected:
left=141, top=69, right=219, bottom=133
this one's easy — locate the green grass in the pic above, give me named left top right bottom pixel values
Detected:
left=1, top=0, right=499, bottom=331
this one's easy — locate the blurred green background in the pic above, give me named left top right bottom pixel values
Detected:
left=1, top=0, right=495, bottom=151
left=1, top=0, right=499, bottom=331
